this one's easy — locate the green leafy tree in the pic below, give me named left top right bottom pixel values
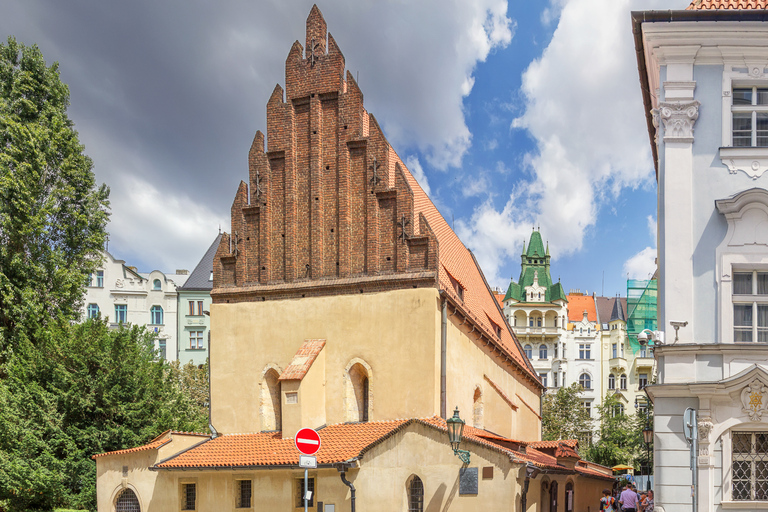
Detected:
left=0, top=38, right=208, bottom=512
left=542, top=383, right=592, bottom=443
left=0, top=36, right=109, bottom=356
left=0, top=319, right=209, bottom=511
left=583, top=393, right=639, bottom=468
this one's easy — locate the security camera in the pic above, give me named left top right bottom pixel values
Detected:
left=637, top=331, right=649, bottom=346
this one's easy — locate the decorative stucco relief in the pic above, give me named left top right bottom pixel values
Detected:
left=659, top=101, right=700, bottom=142
left=720, top=147, right=768, bottom=180
left=741, top=378, right=768, bottom=421
left=698, top=416, right=713, bottom=440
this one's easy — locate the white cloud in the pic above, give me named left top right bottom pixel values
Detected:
left=405, top=155, right=431, bottom=197
left=624, top=247, right=656, bottom=280
left=458, top=0, right=687, bottom=286
left=338, top=0, right=515, bottom=170
left=647, top=214, right=657, bottom=244
left=108, top=174, right=222, bottom=273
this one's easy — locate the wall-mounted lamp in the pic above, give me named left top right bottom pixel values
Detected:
left=446, top=407, right=471, bottom=465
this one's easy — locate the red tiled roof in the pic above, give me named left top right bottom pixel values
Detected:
left=91, top=430, right=210, bottom=459
left=141, top=417, right=611, bottom=481
left=687, top=0, right=768, bottom=8
left=529, top=439, right=579, bottom=450
left=279, top=339, right=326, bottom=381
left=567, top=295, right=597, bottom=323
left=494, top=293, right=505, bottom=307
left=555, top=443, right=580, bottom=459
left=155, top=419, right=410, bottom=468
left=92, top=438, right=170, bottom=459
left=397, top=155, right=538, bottom=385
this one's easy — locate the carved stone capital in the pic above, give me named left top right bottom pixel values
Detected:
left=659, top=101, right=700, bottom=142
left=698, top=416, right=713, bottom=440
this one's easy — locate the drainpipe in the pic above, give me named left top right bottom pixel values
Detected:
left=339, top=470, right=356, bottom=512
left=441, top=296, right=448, bottom=419
left=203, top=309, right=217, bottom=438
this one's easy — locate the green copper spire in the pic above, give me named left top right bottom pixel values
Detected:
left=503, top=229, right=566, bottom=304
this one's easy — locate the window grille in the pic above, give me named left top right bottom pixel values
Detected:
left=236, top=480, right=252, bottom=508
left=409, top=476, right=424, bottom=512
left=182, top=483, right=196, bottom=510
left=733, top=432, right=768, bottom=501
left=296, top=477, right=314, bottom=507
left=115, top=488, right=141, bottom=512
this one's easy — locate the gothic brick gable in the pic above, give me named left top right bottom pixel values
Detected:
left=212, top=5, right=439, bottom=302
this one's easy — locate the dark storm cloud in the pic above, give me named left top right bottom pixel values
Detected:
left=1, top=0, right=513, bottom=272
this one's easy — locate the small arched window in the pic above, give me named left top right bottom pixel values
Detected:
left=347, top=362, right=371, bottom=422
left=115, top=488, right=141, bottom=512
left=408, top=476, right=424, bottom=512
left=579, top=373, right=591, bottom=390
left=620, top=374, right=627, bottom=390
left=524, top=344, right=533, bottom=359
left=261, top=368, right=281, bottom=431
left=539, top=344, right=548, bottom=359
left=153, top=279, right=161, bottom=290
left=608, top=374, right=615, bottom=390
left=150, top=305, right=163, bottom=325
left=565, top=481, right=574, bottom=512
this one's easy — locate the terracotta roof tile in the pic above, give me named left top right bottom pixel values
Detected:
left=688, top=0, right=768, bottom=8
left=528, top=439, right=579, bottom=450
left=92, top=437, right=171, bottom=459
left=396, top=158, right=539, bottom=384
left=279, top=339, right=326, bottom=381
left=567, top=295, right=597, bottom=323
left=91, top=430, right=210, bottom=460
left=141, top=417, right=610, bottom=481
left=555, top=443, right=580, bottom=459
left=155, top=419, right=410, bottom=468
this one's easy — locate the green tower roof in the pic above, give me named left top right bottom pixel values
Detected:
left=503, top=229, right=566, bottom=304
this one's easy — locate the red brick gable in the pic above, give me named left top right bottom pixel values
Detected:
left=210, top=6, right=539, bottom=386
left=213, top=5, right=439, bottom=300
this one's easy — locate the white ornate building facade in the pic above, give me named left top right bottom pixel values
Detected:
left=82, top=251, right=188, bottom=360
left=634, top=2, right=768, bottom=510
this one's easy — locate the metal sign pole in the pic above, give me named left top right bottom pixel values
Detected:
left=304, top=468, right=308, bottom=512
left=684, top=408, right=698, bottom=512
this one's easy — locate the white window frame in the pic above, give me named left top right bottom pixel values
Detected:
left=190, top=330, right=204, bottom=350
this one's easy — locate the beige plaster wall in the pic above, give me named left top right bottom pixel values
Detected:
left=210, top=288, right=441, bottom=434
left=443, top=313, right=542, bottom=442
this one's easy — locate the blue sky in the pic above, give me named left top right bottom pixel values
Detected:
left=1, top=0, right=690, bottom=296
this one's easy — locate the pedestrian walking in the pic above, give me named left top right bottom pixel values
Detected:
left=600, top=489, right=617, bottom=512
left=619, top=483, right=640, bottom=512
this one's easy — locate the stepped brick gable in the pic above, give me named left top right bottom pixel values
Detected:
left=213, top=4, right=438, bottom=301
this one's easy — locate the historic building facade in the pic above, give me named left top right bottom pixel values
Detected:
left=634, top=2, right=768, bottom=510
left=83, top=250, right=188, bottom=360
left=94, top=7, right=613, bottom=512
left=176, top=233, right=221, bottom=365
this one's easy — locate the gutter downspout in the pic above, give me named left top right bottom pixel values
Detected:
left=203, top=310, right=218, bottom=438
left=441, top=295, right=448, bottom=419
left=340, top=470, right=356, bottom=512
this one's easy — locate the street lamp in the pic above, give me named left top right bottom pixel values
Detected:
left=642, top=421, right=653, bottom=491
left=446, top=407, right=471, bottom=465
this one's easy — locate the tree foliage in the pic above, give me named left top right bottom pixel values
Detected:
left=542, top=384, right=592, bottom=442
left=0, top=36, right=109, bottom=356
left=582, top=393, right=653, bottom=470
left=0, top=38, right=209, bottom=512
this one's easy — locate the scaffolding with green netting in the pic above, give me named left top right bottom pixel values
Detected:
left=627, top=278, right=657, bottom=354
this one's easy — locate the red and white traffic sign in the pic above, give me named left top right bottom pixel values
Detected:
left=295, top=428, right=321, bottom=455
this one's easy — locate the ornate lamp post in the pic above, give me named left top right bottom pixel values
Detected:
left=642, top=422, right=653, bottom=491
left=446, top=407, right=471, bottom=464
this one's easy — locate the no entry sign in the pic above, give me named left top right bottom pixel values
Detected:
left=295, top=428, right=321, bottom=455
